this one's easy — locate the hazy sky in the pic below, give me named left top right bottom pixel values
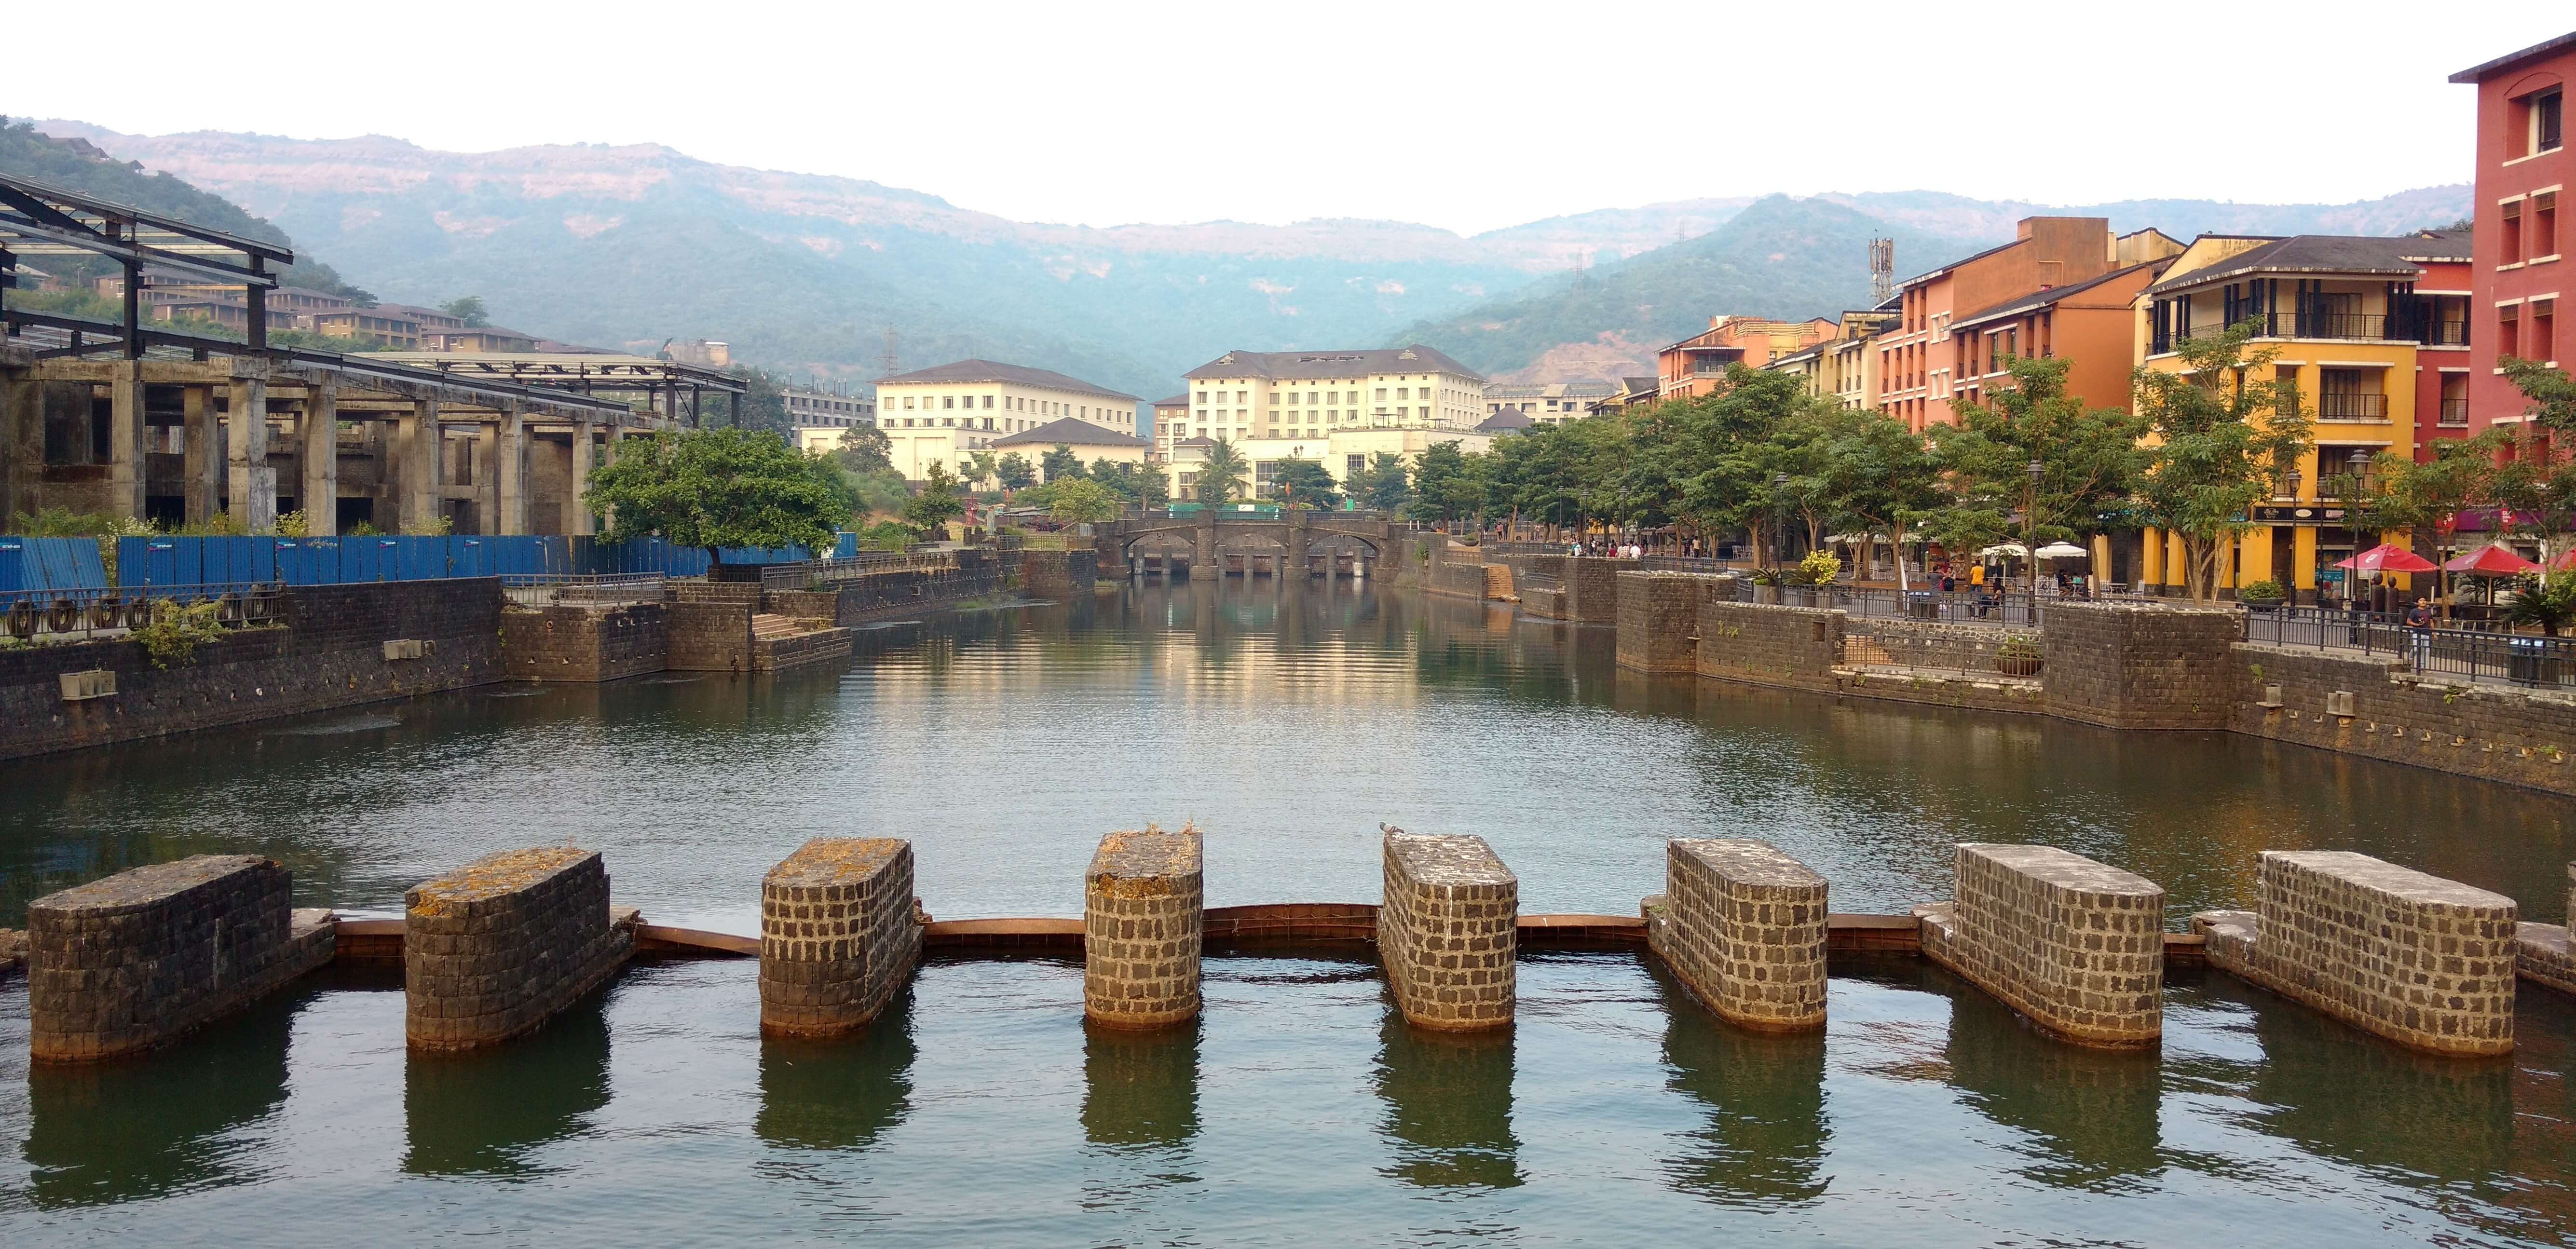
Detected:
left=11, top=2, right=2564, bottom=234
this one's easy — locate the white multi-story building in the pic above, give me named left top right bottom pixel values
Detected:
left=1480, top=380, right=1616, bottom=426
left=874, top=359, right=1140, bottom=481
left=1158, top=345, right=1502, bottom=503
left=785, top=383, right=877, bottom=454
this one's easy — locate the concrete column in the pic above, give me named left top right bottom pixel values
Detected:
left=405, top=847, right=637, bottom=1052
left=1380, top=829, right=1517, bottom=1031
left=108, top=361, right=146, bottom=520
left=299, top=377, right=338, bottom=535
left=397, top=400, right=439, bottom=535
left=600, top=423, right=626, bottom=532
left=1645, top=839, right=1828, bottom=1032
left=498, top=402, right=528, bottom=535
left=225, top=378, right=274, bottom=531
left=759, top=838, right=922, bottom=1038
left=1083, top=826, right=1204, bottom=1029
left=181, top=385, right=221, bottom=525
left=0, top=369, right=38, bottom=524
left=570, top=419, right=596, bottom=536
left=473, top=422, right=499, bottom=534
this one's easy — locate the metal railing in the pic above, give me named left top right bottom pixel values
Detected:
left=2318, top=392, right=2389, bottom=421
left=2439, top=398, right=2470, bottom=426
left=500, top=573, right=666, bottom=607
left=2244, top=604, right=2576, bottom=688
left=761, top=553, right=953, bottom=593
left=1, top=582, right=283, bottom=643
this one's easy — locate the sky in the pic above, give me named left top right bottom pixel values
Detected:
left=9, top=1, right=2567, bottom=235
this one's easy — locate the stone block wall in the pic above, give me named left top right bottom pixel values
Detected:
left=1616, top=571, right=1702, bottom=673
left=1565, top=557, right=1636, bottom=624
left=1696, top=594, right=1844, bottom=691
left=1084, top=827, right=1204, bottom=1029
left=1915, top=843, right=2164, bottom=1048
left=1644, top=838, right=1827, bottom=1032
left=405, top=847, right=637, bottom=1052
left=499, top=603, right=668, bottom=682
left=2042, top=602, right=2236, bottom=730
left=2193, top=851, right=2517, bottom=1055
left=2515, top=863, right=2576, bottom=995
left=1426, top=557, right=1494, bottom=600
left=760, top=838, right=922, bottom=1038
left=2233, top=644, right=2576, bottom=797
left=664, top=599, right=752, bottom=672
left=668, top=581, right=761, bottom=605
left=1380, top=831, right=1516, bottom=1031
left=1019, top=549, right=1098, bottom=596
left=0, top=577, right=503, bottom=762
left=1848, top=617, right=2032, bottom=673
left=27, top=855, right=333, bottom=1062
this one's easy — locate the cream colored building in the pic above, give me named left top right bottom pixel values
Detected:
left=1162, top=427, right=1496, bottom=502
left=1171, top=345, right=1483, bottom=454
left=1481, top=380, right=1616, bottom=425
left=993, top=417, right=1154, bottom=482
left=875, top=358, right=1139, bottom=480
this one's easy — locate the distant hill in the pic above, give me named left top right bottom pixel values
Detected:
left=1397, top=195, right=1981, bottom=382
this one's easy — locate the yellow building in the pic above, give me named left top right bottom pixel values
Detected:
left=1763, top=309, right=1895, bottom=410
left=875, top=359, right=1140, bottom=481
left=2133, top=232, right=2470, bottom=599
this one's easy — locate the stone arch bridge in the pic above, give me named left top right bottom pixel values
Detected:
left=1093, top=514, right=1398, bottom=574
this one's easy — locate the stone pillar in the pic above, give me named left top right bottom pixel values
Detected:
left=1195, top=516, right=1216, bottom=571
left=107, top=360, right=146, bottom=520
left=0, top=367, right=39, bottom=525
left=404, top=847, right=637, bottom=1052
left=2518, top=862, right=2575, bottom=996
left=759, top=838, right=922, bottom=1038
left=2041, top=602, right=2239, bottom=729
left=181, top=383, right=221, bottom=525
left=497, top=402, right=527, bottom=535
left=1915, top=843, right=2164, bottom=1048
left=225, top=378, right=274, bottom=531
left=1380, top=830, right=1517, bottom=1031
left=2194, top=851, right=2517, bottom=1055
left=299, top=377, right=338, bottom=534
left=26, top=855, right=334, bottom=1063
left=570, top=419, right=596, bottom=536
left=397, top=399, right=439, bottom=535
left=1616, top=570, right=1701, bottom=673
left=1084, top=826, right=1204, bottom=1029
left=1645, top=838, right=1827, bottom=1032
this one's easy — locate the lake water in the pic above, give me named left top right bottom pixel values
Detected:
left=1, top=579, right=2570, bottom=1246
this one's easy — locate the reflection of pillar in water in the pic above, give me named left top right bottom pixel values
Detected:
left=1652, top=964, right=1828, bottom=1207
left=755, top=989, right=919, bottom=1152
left=2241, top=983, right=2514, bottom=1182
left=26, top=989, right=297, bottom=1210
left=1081, top=1018, right=1202, bottom=1150
left=1371, top=1010, right=1523, bottom=1190
left=1943, top=975, right=2161, bottom=1185
left=401, top=996, right=612, bottom=1178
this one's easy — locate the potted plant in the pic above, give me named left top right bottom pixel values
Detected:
left=2240, top=579, right=2286, bottom=611
left=1749, top=567, right=1783, bottom=605
left=1798, top=551, right=1842, bottom=608
left=1996, top=633, right=2044, bottom=678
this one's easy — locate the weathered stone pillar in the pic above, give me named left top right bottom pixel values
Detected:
left=1616, top=570, right=1702, bottom=673
left=1083, top=826, right=1204, bottom=1029
left=108, top=360, right=146, bottom=520
left=2040, top=601, right=2237, bottom=729
left=299, top=376, right=338, bottom=534
left=26, top=855, right=334, bottom=1063
left=2194, top=851, right=2517, bottom=1055
left=473, top=421, right=499, bottom=534
left=759, top=838, right=922, bottom=1038
left=1645, top=838, right=1828, bottom=1032
left=397, top=399, right=439, bottom=535
left=181, top=384, right=221, bottom=524
left=2519, top=862, right=2575, bottom=996
left=497, top=401, right=527, bottom=535
left=1195, top=515, right=1216, bottom=571
left=225, top=377, right=274, bottom=531
left=0, top=365, right=39, bottom=525
left=405, top=847, right=637, bottom=1052
left=1380, top=830, right=1517, bottom=1031
left=570, top=418, right=597, bottom=536
left=1916, top=843, right=2164, bottom=1048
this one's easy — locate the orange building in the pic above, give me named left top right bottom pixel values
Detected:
left=1876, top=217, right=2181, bottom=431
left=1656, top=315, right=1835, bottom=401
left=1944, top=259, right=2171, bottom=413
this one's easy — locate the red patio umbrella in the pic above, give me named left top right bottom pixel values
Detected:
left=2333, top=543, right=2439, bottom=573
left=2443, top=543, right=2539, bottom=577
left=2553, top=547, right=2576, bottom=572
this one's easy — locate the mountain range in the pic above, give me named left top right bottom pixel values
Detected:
left=22, top=119, right=2475, bottom=397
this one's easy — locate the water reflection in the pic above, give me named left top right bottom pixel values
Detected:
left=1940, top=969, right=2162, bottom=1190
left=1373, top=1010, right=1523, bottom=1191
left=1652, top=964, right=1830, bottom=1208
left=22, top=988, right=298, bottom=1208
left=2228, top=978, right=2515, bottom=1183
left=754, top=989, right=918, bottom=1152
left=1080, top=1018, right=1200, bottom=1151
left=400, top=996, right=611, bottom=1179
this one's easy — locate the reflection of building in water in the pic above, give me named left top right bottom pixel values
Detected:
left=1372, top=1010, right=1522, bottom=1190
left=754, top=990, right=918, bottom=1151
left=2235, top=980, right=2514, bottom=1185
left=26, top=988, right=297, bottom=1209
left=1942, top=971, right=2161, bottom=1186
left=1080, top=1019, right=1201, bottom=1150
left=1653, top=963, right=1829, bottom=1207
left=402, top=996, right=611, bottom=1178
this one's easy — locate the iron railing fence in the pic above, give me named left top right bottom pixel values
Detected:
left=1, top=582, right=283, bottom=644
left=760, top=553, right=952, bottom=593
left=2243, top=604, right=2576, bottom=688
left=499, top=573, right=667, bottom=607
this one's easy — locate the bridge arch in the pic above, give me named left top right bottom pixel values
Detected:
left=1104, top=517, right=1385, bottom=563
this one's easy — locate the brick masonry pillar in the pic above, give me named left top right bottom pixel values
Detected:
left=1915, top=843, right=2164, bottom=1048
left=1380, top=830, right=1517, bottom=1031
left=2041, top=601, right=2238, bottom=729
left=1616, top=571, right=1703, bottom=673
left=760, top=838, right=923, bottom=1038
left=2194, top=851, right=2519, bottom=1055
left=1084, top=826, right=1204, bottom=1029
left=27, top=854, right=334, bottom=1063
left=406, top=847, right=637, bottom=1053
left=1645, top=838, right=1827, bottom=1032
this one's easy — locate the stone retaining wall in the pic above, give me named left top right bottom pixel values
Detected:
left=665, top=599, right=752, bottom=672
left=1083, top=827, right=1204, bottom=1029
left=500, top=603, right=668, bottom=682
left=1379, top=831, right=1516, bottom=1031
left=1697, top=593, right=1844, bottom=691
left=760, top=838, right=922, bottom=1038
left=1847, top=616, right=2031, bottom=673
left=405, top=847, right=636, bottom=1052
left=2041, top=601, right=2235, bottom=730
left=27, top=855, right=333, bottom=1062
left=1426, top=556, right=1494, bottom=600
left=1644, top=838, right=1827, bottom=1032
left=1019, top=549, right=1098, bottom=597
left=2193, top=851, right=2517, bottom=1056
left=2234, top=644, right=2576, bottom=797
left=2521, top=863, right=2576, bottom=995
left=1616, top=571, right=1702, bottom=673
left=1915, top=843, right=2164, bottom=1048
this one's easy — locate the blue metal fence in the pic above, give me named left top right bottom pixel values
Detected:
left=98, top=533, right=839, bottom=588
left=0, top=536, right=112, bottom=592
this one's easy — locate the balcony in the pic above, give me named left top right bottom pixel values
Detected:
left=2172, top=310, right=2397, bottom=347
left=2317, top=393, right=2388, bottom=422
left=2439, top=398, right=2469, bottom=427
left=2425, top=320, right=2469, bottom=346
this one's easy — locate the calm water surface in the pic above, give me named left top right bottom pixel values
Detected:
left=1, top=579, right=2571, bottom=1245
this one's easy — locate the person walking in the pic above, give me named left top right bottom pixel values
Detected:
left=2405, top=597, right=2435, bottom=672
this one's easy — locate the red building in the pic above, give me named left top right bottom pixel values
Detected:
left=2452, top=32, right=2571, bottom=432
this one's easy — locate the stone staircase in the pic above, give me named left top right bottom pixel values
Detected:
left=750, top=613, right=853, bottom=672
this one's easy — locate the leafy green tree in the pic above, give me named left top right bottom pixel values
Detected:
left=1348, top=451, right=1414, bottom=511
left=1136, top=464, right=1172, bottom=511
left=996, top=453, right=1037, bottom=490
left=1049, top=478, right=1121, bottom=524
left=1198, top=438, right=1250, bottom=502
left=834, top=424, right=892, bottom=474
left=2131, top=321, right=2313, bottom=601
left=964, top=450, right=999, bottom=490
left=2485, top=359, right=2576, bottom=579
left=2361, top=429, right=2508, bottom=610
left=585, top=427, right=854, bottom=566
left=1089, top=459, right=1141, bottom=500
left=903, top=461, right=966, bottom=538
left=1926, top=354, right=2147, bottom=583
left=1039, top=445, right=1086, bottom=483
left=1270, top=456, right=1343, bottom=508
left=438, top=296, right=490, bottom=327
left=1405, top=441, right=1488, bottom=525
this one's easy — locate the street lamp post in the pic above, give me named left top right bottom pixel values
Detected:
left=1771, top=471, right=1790, bottom=569
left=2024, top=458, right=2044, bottom=623
left=2347, top=448, right=2375, bottom=614
left=2284, top=466, right=2303, bottom=606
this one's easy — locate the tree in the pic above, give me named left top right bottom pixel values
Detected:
left=1349, top=450, right=1415, bottom=511
left=2487, top=359, right=2576, bottom=579
left=1135, top=464, right=1172, bottom=511
left=438, top=296, right=490, bottom=327
left=903, top=461, right=965, bottom=538
left=585, top=427, right=854, bottom=566
left=1405, top=441, right=1487, bottom=525
left=996, top=453, right=1037, bottom=490
left=1932, top=355, right=2147, bottom=545
left=834, top=424, right=892, bottom=475
left=1272, top=456, right=1343, bottom=508
left=1040, top=445, right=1086, bottom=483
left=2360, top=429, right=2508, bottom=612
left=1049, top=478, right=1121, bottom=524
left=2131, top=321, right=2313, bottom=601
left=964, top=450, right=999, bottom=491
left=1198, top=438, right=1249, bottom=502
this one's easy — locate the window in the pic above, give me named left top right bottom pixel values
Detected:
left=2504, top=199, right=2525, bottom=265
left=983, top=395, right=995, bottom=408
left=1375, top=388, right=1388, bottom=400
left=2539, top=192, right=2560, bottom=259
left=903, top=396, right=916, bottom=409
left=2536, top=299, right=2558, bottom=363
left=2500, top=303, right=2522, bottom=359
left=1195, top=391, right=1206, bottom=403
left=2440, top=374, right=2470, bottom=426
left=2535, top=88, right=2564, bottom=156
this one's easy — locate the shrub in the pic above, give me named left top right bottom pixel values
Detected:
left=134, top=600, right=226, bottom=669
left=1799, top=550, right=1843, bottom=587
left=2240, top=579, right=2284, bottom=601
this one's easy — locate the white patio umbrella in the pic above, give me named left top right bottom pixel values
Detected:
left=2033, top=542, right=2090, bottom=560
left=1977, top=543, right=2030, bottom=559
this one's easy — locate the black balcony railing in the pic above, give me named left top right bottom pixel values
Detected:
left=2172, top=310, right=2398, bottom=346
left=2439, top=398, right=2470, bottom=426
left=2425, top=319, right=2469, bottom=346
left=2317, top=392, right=2389, bottom=421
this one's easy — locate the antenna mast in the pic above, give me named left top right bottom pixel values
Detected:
left=877, top=325, right=900, bottom=378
